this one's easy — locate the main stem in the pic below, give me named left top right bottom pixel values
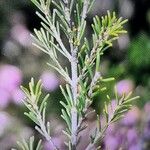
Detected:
left=71, top=45, right=78, bottom=150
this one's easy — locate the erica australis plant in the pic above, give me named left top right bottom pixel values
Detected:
left=13, top=0, right=139, bottom=150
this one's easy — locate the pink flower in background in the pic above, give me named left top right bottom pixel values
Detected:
left=12, top=88, right=25, bottom=105
left=0, top=89, right=10, bottom=108
left=11, top=24, right=31, bottom=47
left=127, top=128, right=138, bottom=144
left=129, top=144, right=141, bottom=150
left=116, top=79, right=134, bottom=96
left=40, top=71, right=59, bottom=92
left=0, top=65, right=22, bottom=92
left=121, top=107, right=141, bottom=126
left=104, top=136, right=119, bottom=150
left=0, top=65, right=23, bottom=108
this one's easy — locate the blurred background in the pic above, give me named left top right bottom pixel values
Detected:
left=0, top=0, right=150, bottom=149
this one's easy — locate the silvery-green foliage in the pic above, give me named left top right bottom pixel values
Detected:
left=12, top=136, right=42, bottom=150
left=18, top=0, right=139, bottom=150
left=21, top=79, right=58, bottom=150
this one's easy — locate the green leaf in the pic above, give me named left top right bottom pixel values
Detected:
left=61, top=109, right=71, bottom=132
left=16, top=136, right=42, bottom=150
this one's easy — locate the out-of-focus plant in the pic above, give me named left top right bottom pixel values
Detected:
left=128, top=33, right=150, bottom=71
left=16, top=0, right=139, bottom=149
left=127, top=33, right=150, bottom=106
